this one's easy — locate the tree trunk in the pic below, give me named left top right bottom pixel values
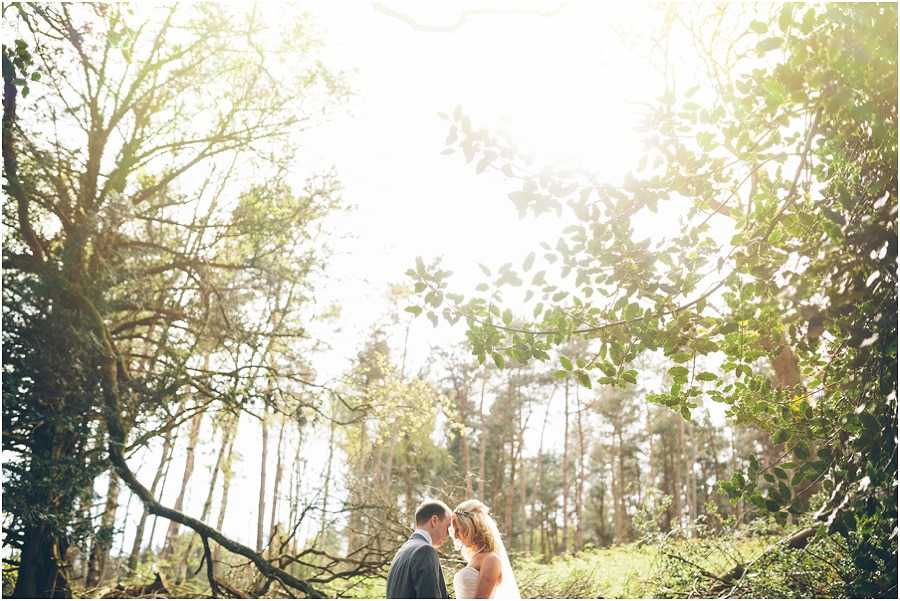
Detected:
left=617, top=428, right=627, bottom=543
left=76, top=481, right=95, bottom=583
left=477, top=365, right=488, bottom=501
left=575, top=387, right=585, bottom=553
left=257, top=407, right=270, bottom=553
left=213, top=414, right=240, bottom=576
left=646, top=398, right=655, bottom=492
left=457, top=381, right=474, bottom=499
left=112, top=490, right=133, bottom=581
left=268, top=416, right=287, bottom=556
left=382, top=418, right=400, bottom=496
left=674, top=417, right=685, bottom=532
left=562, top=378, right=570, bottom=553
left=160, top=410, right=203, bottom=562
left=689, top=420, right=698, bottom=536
left=176, top=413, right=238, bottom=582
left=128, top=427, right=175, bottom=572
left=518, top=414, right=528, bottom=554
left=533, top=386, right=554, bottom=558
left=85, top=471, right=120, bottom=587
left=504, top=427, right=517, bottom=543
left=13, top=524, right=71, bottom=598
left=610, top=431, right=622, bottom=544
left=319, top=414, right=336, bottom=546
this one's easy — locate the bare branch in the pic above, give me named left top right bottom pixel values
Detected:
left=373, top=2, right=569, bottom=32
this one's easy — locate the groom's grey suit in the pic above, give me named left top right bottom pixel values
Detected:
left=385, top=532, right=449, bottom=599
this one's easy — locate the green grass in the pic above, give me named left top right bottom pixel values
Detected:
left=309, top=521, right=880, bottom=598
left=513, top=545, right=658, bottom=598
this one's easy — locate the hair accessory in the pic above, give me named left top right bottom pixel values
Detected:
left=454, top=509, right=469, bottom=517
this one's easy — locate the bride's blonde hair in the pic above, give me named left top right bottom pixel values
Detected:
left=451, top=500, right=497, bottom=556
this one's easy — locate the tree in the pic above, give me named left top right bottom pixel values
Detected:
left=3, top=3, right=347, bottom=597
left=338, top=330, right=453, bottom=561
left=409, top=3, right=896, bottom=592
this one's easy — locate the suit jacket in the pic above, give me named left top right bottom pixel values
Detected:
left=385, top=532, right=449, bottom=599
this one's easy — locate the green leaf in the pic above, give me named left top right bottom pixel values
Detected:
left=668, top=366, right=689, bottom=378
left=696, top=371, right=718, bottom=381
left=778, top=3, right=794, bottom=31
left=492, top=352, right=505, bottom=369
left=749, top=20, right=768, bottom=34
left=719, top=321, right=739, bottom=335
left=559, top=356, right=573, bottom=371
left=404, top=305, right=422, bottom=316
left=756, top=37, right=783, bottom=53
left=793, top=440, right=810, bottom=460
left=763, top=79, right=787, bottom=101
left=778, top=481, right=792, bottom=501
left=859, top=410, right=878, bottom=433
left=575, top=371, right=592, bottom=389
left=774, top=429, right=790, bottom=445
left=522, top=252, right=535, bottom=272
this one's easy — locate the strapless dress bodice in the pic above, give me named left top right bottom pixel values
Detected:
left=453, top=566, right=488, bottom=599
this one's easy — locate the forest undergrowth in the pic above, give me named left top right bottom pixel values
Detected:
left=324, top=516, right=888, bottom=599
left=24, top=513, right=887, bottom=599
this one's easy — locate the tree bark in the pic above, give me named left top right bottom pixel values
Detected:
left=267, top=416, right=287, bottom=556
left=160, top=410, right=203, bottom=562
left=319, top=413, right=336, bottom=546
left=176, top=413, right=238, bottom=582
left=477, top=365, right=488, bottom=501
left=562, top=378, right=570, bottom=553
left=257, top=408, right=269, bottom=553
left=610, top=430, right=622, bottom=544
left=518, top=409, right=528, bottom=554
left=213, top=414, right=240, bottom=576
left=646, top=398, right=655, bottom=493
left=128, top=427, right=175, bottom=572
left=85, top=471, right=120, bottom=587
left=457, top=378, right=474, bottom=499
left=617, top=428, right=627, bottom=543
left=688, top=420, right=698, bottom=536
left=575, top=386, right=585, bottom=553
left=534, top=386, right=554, bottom=558
left=674, top=418, right=685, bottom=532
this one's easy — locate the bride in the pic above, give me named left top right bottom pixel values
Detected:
left=450, top=500, right=520, bottom=599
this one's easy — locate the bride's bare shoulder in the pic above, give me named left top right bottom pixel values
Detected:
left=478, top=552, right=502, bottom=575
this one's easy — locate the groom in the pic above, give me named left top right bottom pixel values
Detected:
left=386, top=500, right=451, bottom=599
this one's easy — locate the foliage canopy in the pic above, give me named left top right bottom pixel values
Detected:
left=3, top=3, right=346, bottom=597
left=408, top=4, right=897, bottom=595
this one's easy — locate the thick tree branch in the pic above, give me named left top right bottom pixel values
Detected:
left=62, top=283, right=326, bottom=598
left=3, top=53, right=45, bottom=265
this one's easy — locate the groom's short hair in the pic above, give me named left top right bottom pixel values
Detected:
left=414, top=500, right=450, bottom=525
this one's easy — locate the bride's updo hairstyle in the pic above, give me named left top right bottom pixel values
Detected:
left=451, top=500, right=497, bottom=558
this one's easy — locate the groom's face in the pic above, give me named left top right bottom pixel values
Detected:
left=431, top=513, right=451, bottom=547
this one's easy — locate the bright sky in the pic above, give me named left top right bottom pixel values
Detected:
left=298, top=2, right=660, bottom=379
left=132, top=1, right=676, bottom=553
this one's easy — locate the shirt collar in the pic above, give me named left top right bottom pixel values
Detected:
left=413, top=528, right=432, bottom=545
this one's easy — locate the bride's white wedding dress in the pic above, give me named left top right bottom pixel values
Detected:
left=453, top=566, right=484, bottom=599
left=453, top=564, right=520, bottom=599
